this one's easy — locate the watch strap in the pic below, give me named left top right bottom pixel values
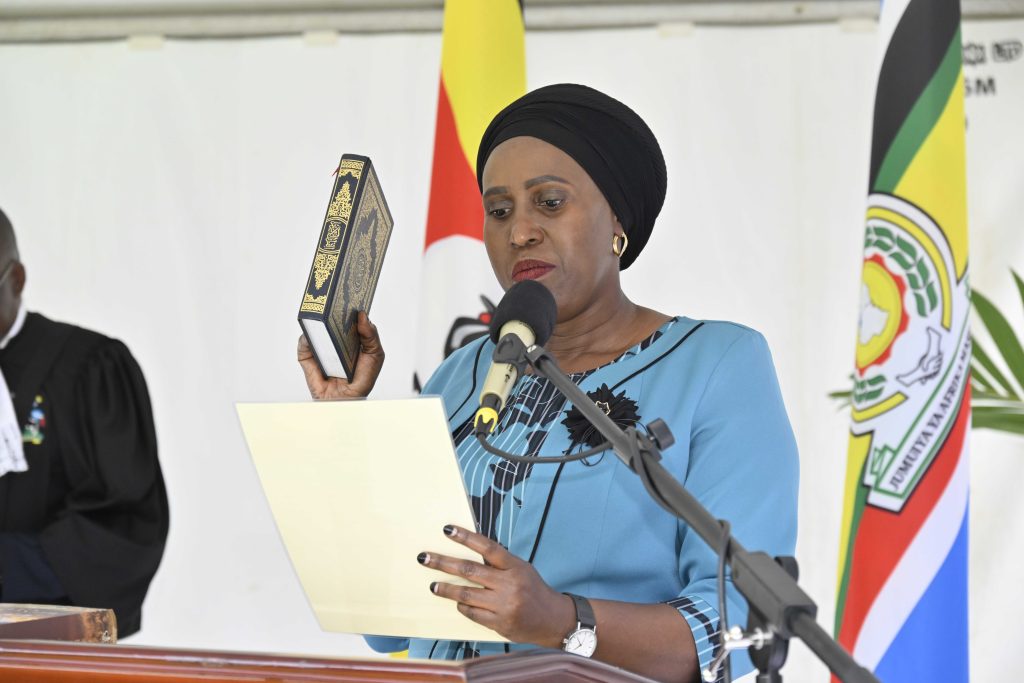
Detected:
left=564, top=593, right=596, bottom=630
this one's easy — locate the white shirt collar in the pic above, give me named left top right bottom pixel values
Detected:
left=0, top=302, right=27, bottom=350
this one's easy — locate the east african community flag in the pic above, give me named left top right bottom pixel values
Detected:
left=836, top=0, right=970, bottom=681
left=414, top=0, right=525, bottom=389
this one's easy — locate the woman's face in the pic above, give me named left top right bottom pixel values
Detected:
left=480, top=136, right=622, bottom=322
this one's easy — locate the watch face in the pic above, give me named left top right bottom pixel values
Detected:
left=564, top=628, right=597, bottom=657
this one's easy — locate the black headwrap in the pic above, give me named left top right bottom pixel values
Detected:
left=476, top=83, right=667, bottom=270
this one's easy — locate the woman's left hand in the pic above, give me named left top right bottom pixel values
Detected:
left=422, top=525, right=575, bottom=648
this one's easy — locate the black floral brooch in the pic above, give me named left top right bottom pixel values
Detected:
left=561, top=383, right=642, bottom=449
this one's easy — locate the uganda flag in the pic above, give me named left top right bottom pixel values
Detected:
left=413, top=0, right=525, bottom=389
left=836, top=0, right=970, bottom=681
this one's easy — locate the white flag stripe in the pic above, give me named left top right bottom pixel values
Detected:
left=415, top=235, right=503, bottom=387
left=853, top=437, right=969, bottom=668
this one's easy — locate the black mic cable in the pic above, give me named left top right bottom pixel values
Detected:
left=474, top=432, right=612, bottom=463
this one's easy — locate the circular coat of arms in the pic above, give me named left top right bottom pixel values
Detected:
left=852, top=194, right=971, bottom=512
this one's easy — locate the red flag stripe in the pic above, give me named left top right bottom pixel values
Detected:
left=837, top=386, right=970, bottom=652
left=424, top=79, right=484, bottom=251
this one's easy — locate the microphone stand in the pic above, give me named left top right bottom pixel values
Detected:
left=489, top=335, right=879, bottom=683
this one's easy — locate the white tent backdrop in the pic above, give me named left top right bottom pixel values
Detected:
left=1, top=17, right=1022, bottom=681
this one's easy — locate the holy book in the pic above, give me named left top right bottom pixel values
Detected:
left=298, top=154, right=394, bottom=379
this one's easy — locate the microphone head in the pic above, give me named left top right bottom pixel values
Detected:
left=489, top=280, right=557, bottom=346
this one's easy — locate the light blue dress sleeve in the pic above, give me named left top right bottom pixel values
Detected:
left=363, top=636, right=410, bottom=653
left=669, top=329, right=800, bottom=677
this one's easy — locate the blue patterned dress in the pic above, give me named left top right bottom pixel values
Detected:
left=367, top=317, right=799, bottom=678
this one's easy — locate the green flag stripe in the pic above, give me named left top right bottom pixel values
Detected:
left=834, top=468, right=870, bottom=634
left=873, top=28, right=963, bottom=193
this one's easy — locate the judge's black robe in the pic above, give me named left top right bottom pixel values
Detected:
left=0, top=312, right=168, bottom=637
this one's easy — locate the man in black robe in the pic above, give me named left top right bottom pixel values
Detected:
left=0, top=207, right=168, bottom=637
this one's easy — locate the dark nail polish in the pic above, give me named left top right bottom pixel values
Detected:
left=443, top=525, right=456, bottom=537
left=430, top=581, right=439, bottom=594
left=417, top=552, right=428, bottom=565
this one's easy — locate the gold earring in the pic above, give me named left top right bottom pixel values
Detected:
left=612, top=232, right=629, bottom=257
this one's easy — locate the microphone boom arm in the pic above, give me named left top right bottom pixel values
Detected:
left=490, top=336, right=880, bottom=683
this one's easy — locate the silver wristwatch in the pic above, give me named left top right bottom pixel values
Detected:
left=562, top=593, right=597, bottom=657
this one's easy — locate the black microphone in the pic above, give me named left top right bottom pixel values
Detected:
left=473, top=280, right=557, bottom=435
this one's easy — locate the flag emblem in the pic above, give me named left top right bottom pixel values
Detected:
left=853, top=193, right=970, bottom=513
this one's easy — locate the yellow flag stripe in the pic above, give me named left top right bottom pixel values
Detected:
left=893, top=70, right=969, bottom=281
left=440, top=0, right=526, bottom=173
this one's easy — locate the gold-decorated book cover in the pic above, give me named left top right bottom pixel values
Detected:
left=298, top=154, right=394, bottom=379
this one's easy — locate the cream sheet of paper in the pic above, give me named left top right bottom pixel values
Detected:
left=236, top=397, right=505, bottom=643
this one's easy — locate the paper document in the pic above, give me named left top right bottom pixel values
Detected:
left=237, top=397, right=504, bottom=642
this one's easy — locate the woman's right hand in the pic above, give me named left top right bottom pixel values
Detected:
left=298, top=311, right=385, bottom=399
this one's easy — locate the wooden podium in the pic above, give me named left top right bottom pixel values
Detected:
left=0, top=640, right=657, bottom=682
left=0, top=604, right=655, bottom=682
left=0, top=605, right=116, bottom=643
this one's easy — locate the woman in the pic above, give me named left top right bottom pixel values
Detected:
left=298, top=84, right=798, bottom=683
